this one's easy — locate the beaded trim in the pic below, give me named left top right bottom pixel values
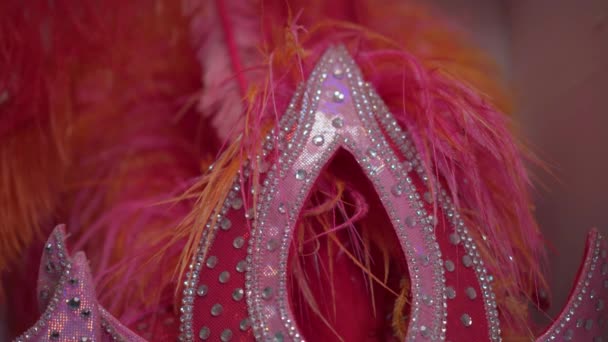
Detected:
left=246, top=46, right=447, bottom=341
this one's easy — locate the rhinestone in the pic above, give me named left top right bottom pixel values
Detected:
left=50, top=331, right=60, bottom=339
left=312, top=135, right=325, bottom=146
left=231, top=197, right=243, bottom=210
left=233, top=236, right=245, bottom=249
left=449, top=233, right=461, bottom=245
left=206, top=256, right=218, bottom=269
left=267, top=239, right=279, bottom=251
left=465, top=287, right=477, bottom=300
left=262, top=287, right=273, bottom=300
left=462, top=254, right=473, bottom=267
left=199, top=326, right=210, bottom=340
left=232, top=288, right=244, bottom=301
left=332, top=117, right=344, bottom=128
left=295, top=169, right=306, bottom=180
left=333, top=68, right=344, bottom=78
left=45, top=243, right=53, bottom=251
left=197, top=284, right=208, bottom=297
left=219, top=271, right=230, bottom=283
left=245, top=208, right=254, bottom=220
left=220, top=329, right=233, bottom=341
left=277, top=203, right=287, bottom=214
left=67, top=297, right=81, bottom=309
left=597, top=299, right=604, bottom=311
left=333, top=91, right=345, bottom=102
left=446, top=286, right=456, bottom=299
left=239, top=318, right=251, bottom=331
left=80, top=338, right=90, bottom=342
left=563, top=329, right=574, bottom=341
left=391, top=185, right=403, bottom=197
left=68, top=278, right=79, bottom=286
left=273, top=332, right=284, bottom=342
left=445, top=260, right=455, bottom=272
left=405, top=216, right=416, bottom=228
left=236, top=260, right=247, bottom=273
left=461, top=314, right=473, bottom=327
left=220, top=217, right=232, bottom=231
left=80, top=309, right=91, bottom=318
left=211, top=304, right=223, bottom=316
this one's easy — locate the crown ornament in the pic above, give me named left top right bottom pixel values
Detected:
left=15, top=47, right=607, bottom=342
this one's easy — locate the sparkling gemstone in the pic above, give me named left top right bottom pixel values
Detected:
left=449, top=233, right=461, bottom=245
left=239, top=318, right=251, bottom=331
left=236, top=260, right=247, bottom=273
left=206, top=256, right=218, bottom=269
left=232, top=288, right=244, bottom=301
left=391, top=185, right=403, bottom=197
left=267, top=239, right=279, bottom=251
left=277, top=203, right=287, bottom=214
left=461, top=314, right=473, bottom=327
left=80, top=337, right=90, bottom=342
left=465, top=287, right=477, bottom=300
left=80, top=309, right=92, bottom=318
left=50, top=331, right=60, bottom=339
left=231, top=197, right=243, bottom=210
left=197, top=284, right=208, bottom=297
left=333, top=68, right=344, bottom=78
left=211, top=304, right=223, bottom=316
left=446, top=286, right=456, bottom=299
left=220, top=217, right=232, bottom=231
left=462, top=255, right=473, bottom=268
left=221, top=329, right=233, bottom=342
left=67, top=297, right=81, bottom=309
left=219, top=271, right=230, bottom=283
left=444, top=260, right=455, bottom=272
left=199, top=326, right=210, bottom=340
left=262, top=287, right=273, bottom=300
left=312, top=135, right=325, bottom=146
left=404, top=216, right=416, bottom=228
left=332, top=117, right=344, bottom=128
left=333, top=91, right=345, bottom=102
left=233, top=237, right=245, bottom=249
left=295, top=169, right=306, bottom=180
left=68, top=278, right=79, bottom=286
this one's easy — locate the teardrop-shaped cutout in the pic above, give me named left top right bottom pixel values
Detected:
left=288, top=149, right=410, bottom=342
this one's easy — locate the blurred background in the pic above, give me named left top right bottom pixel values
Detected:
left=431, top=0, right=608, bottom=321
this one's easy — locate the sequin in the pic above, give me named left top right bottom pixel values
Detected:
left=312, top=135, right=325, bottom=146
left=461, top=314, right=473, bottom=327
left=295, top=169, right=306, bottom=180
left=211, top=304, right=223, bottom=316
left=233, top=288, right=244, bottom=301
left=68, top=297, right=81, bottom=309
left=236, top=260, right=247, bottom=273
left=445, top=260, right=455, bottom=272
left=196, top=284, right=208, bottom=297
left=465, top=287, right=477, bottom=300
left=240, top=318, right=251, bottom=331
left=446, top=286, right=456, bottom=299
left=220, top=329, right=233, bottom=341
left=199, top=326, right=210, bottom=340
left=219, top=271, right=230, bottom=284
left=233, top=237, right=245, bottom=249
left=206, top=256, right=218, bottom=269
